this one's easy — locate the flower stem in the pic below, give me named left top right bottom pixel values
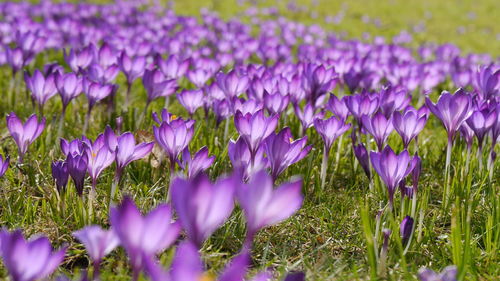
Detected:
left=320, top=145, right=330, bottom=190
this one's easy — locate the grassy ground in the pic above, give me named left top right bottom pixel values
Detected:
left=0, top=0, right=499, bottom=280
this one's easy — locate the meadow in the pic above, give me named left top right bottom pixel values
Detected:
left=0, top=0, right=498, bottom=280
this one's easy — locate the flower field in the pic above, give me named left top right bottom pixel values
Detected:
left=0, top=0, right=498, bottom=280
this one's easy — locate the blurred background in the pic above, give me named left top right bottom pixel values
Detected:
left=164, top=0, right=500, bottom=56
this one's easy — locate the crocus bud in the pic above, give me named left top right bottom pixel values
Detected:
left=400, top=216, right=414, bottom=246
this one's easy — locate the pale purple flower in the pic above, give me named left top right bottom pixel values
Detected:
left=180, top=147, right=215, bottom=178
left=171, top=173, right=236, bottom=247
left=326, top=95, right=349, bottom=121
left=0, top=155, right=9, bottom=178
left=294, top=103, right=324, bottom=134
left=178, top=89, right=204, bottom=116
left=0, top=229, right=66, bottom=281
left=393, top=110, right=427, bottom=148
left=64, top=46, right=94, bottom=73
left=466, top=109, right=497, bottom=149
left=157, top=54, right=190, bottom=80
left=418, top=266, right=458, bottom=281
left=83, top=134, right=115, bottom=188
left=110, top=196, right=181, bottom=277
left=6, top=113, right=45, bottom=163
left=55, top=72, right=83, bottom=111
left=361, top=112, right=394, bottom=151
left=314, top=116, right=351, bottom=152
left=24, top=69, right=57, bottom=108
left=153, top=118, right=195, bottom=170
left=228, top=138, right=268, bottom=181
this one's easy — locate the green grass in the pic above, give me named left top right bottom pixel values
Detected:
left=0, top=1, right=499, bottom=280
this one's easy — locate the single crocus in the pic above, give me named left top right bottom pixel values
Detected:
left=55, top=72, right=83, bottom=114
left=171, top=173, right=236, bottom=247
left=237, top=170, right=303, bottom=245
left=110, top=196, right=181, bottom=280
left=345, top=93, right=379, bottom=123
left=326, top=95, right=349, bottom=121
left=216, top=70, right=250, bottom=100
left=370, top=146, right=413, bottom=206
left=466, top=109, right=497, bottom=160
left=228, top=137, right=268, bottom=181
left=264, top=127, right=311, bottom=181
left=294, top=103, right=324, bottom=135
left=0, top=229, right=66, bottom=281
left=314, top=116, right=351, bottom=189
left=417, top=266, right=458, bottom=281
left=142, top=69, right=177, bottom=106
left=178, top=89, right=204, bottom=116
left=353, top=143, right=371, bottom=180
left=82, top=79, right=113, bottom=133
left=24, top=69, right=57, bottom=113
left=6, top=112, right=46, bottom=163
left=66, top=153, right=88, bottom=196
left=118, top=51, right=146, bottom=103
left=393, top=110, right=427, bottom=149
left=400, top=215, right=414, bottom=246
left=64, top=46, right=94, bottom=73
left=104, top=127, right=154, bottom=203
left=51, top=161, right=69, bottom=193
left=83, top=134, right=115, bottom=189
left=425, top=89, right=472, bottom=176
left=153, top=118, right=195, bottom=172
left=0, top=155, right=9, bottom=178
left=73, top=226, right=119, bottom=279
left=361, top=112, right=394, bottom=151
left=180, top=147, right=215, bottom=178
left=264, top=92, right=290, bottom=115
left=157, top=54, right=190, bottom=80
left=474, top=65, right=499, bottom=101
left=234, top=109, right=278, bottom=166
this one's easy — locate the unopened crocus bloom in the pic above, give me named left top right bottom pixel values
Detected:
left=52, top=161, right=69, bottom=192
left=228, top=137, right=268, bottom=181
left=378, top=86, right=410, bottom=118
left=237, top=170, right=303, bottom=244
left=326, top=95, right=349, bottom=121
left=474, top=65, right=499, bottom=101
left=153, top=118, right=195, bottom=171
left=425, top=89, right=473, bottom=176
left=361, top=112, right=394, bottom=151
left=234, top=109, right=278, bottom=165
left=314, top=116, right=351, bottom=189
left=66, top=153, right=88, bottom=196
left=302, top=64, right=336, bottom=106
left=345, top=93, right=379, bottom=123
left=353, top=143, right=370, bottom=180
left=82, top=79, right=113, bottom=132
left=180, top=147, right=215, bottom=178
left=171, top=173, right=236, bottom=247
left=110, top=196, right=181, bottom=279
left=178, top=89, right=204, bottom=116
left=24, top=69, right=57, bottom=112
left=65, top=46, right=94, bottom=73
left=0, top=229, right=66, bottom=281
left=216, top=70, right=250, bottom=100
left=0, top=155, right=9, bottom=178
left=6, top=112, right=45, bottom=163
left=73, top=226, right=119, bottom=279
left=418, top=266, right=457, bottom=281
left=466, top=109, right=497, bottom=151
left=370, top=146, right=413, bottom=205
left=400, top=216, right=414, bottom=246
left=264, top=92, right=290, bottom=115
left=264, top=127, right=311, bottom=181
left=118, top=51, right=145, bottom=103
left=294, top=103, right=324, bottom=135
left=393, top=110, right=427, bottom=148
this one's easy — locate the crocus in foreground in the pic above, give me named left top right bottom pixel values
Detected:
left=0, top=229, right=66, bottom=281
left=73, top=226, right=119, bottom=279
left=393, top=110, right=427, bottom=149
left=110, top=196, right=180, bottom=280
left=237, top=170, right=303, bottom=245
left=52, top=161, right=69, bottom=192
left=6, top=112, right=46, bottom=163
left=171, top=173, right=236, bottom=247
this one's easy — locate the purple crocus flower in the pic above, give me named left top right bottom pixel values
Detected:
left=237, top=170, right=303, bottom=244
left=180, top=147, right=215, bottom=178
left=216, top=70, right=250, bottom=100
left=0, top=229, right=66, bottom=281
left=143, top=69, right=177, bottom=105
left=104, top=127, right=154, bottom=181
left=473, top=65, right=499, bottom=101
left=326, top=95, right=349, bottom=121
left=6, top=47, right=25, bottom=75
left=6, top=112, right=46, bottom=163
left=171, top=173, right=236, bottom=247
left=0, top=155, right=9, bottom=178
left=264, top=127, right=311, bottom=181
left=153, top=118, right=195, bottom=171
left=24, top=69, right=57, bottom=111
left=234, top=109, right=278, bottom=165
left=294, top=103, right=324, bottom=135
left=118, top=51, right=145, bottom=102
left=228, top=137, right=268, bottom=181
left=353, top=143, right=370, bottom=179
left=51, top=161, right=69, bottom=192
left=425, top=89, right=473, bottom=143
left=66, top=153, right=88, bottom=196
left=370, top=146, right=413, bottom=205
left=83, top=79, right=113, bottom=110
left=157, top=54, right=190, bottom=80
left=187, top=69, right=212, bottom=88
left=264, top=92, right=290, bottom=115
left=73, top=226, right=119, bottom=279
left=64, top=46, right=94, bottom=73
left=393, top=110, right=427, bottom=148
left=178, top=89, right=204, bottom=116
left=55, top=72, right=83, bottom=113
left=378, top=86, right=410, bottom=118
left=110, top=196, right=181, bottom=279
left=466, top=109, right=497, bottom=150
left=83, top=134, right=115, bottom=189
left=345, top=93, right=379, bottom=123
left=361, top=112, right=394, bottom=151
left=418, top=266, right=458, bottom=281
left=400, top=215, right=414, bottom=246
